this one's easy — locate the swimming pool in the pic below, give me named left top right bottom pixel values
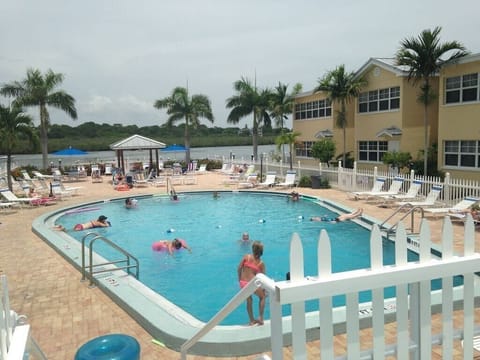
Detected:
left=33, top=191, right=464, bottom=355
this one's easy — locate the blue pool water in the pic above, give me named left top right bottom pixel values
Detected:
left=57, top=192, right=458, bottom=325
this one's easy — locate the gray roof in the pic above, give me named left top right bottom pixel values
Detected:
left=110, top=134, right=166, bottom=150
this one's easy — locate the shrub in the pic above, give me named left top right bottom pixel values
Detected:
left=298, top=175, right=312, bottom=188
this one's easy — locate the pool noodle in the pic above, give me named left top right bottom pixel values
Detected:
left=65, top=206, right=101, bottom=215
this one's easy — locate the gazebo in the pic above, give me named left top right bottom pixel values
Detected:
left=110, top=134, right=166, bottom=173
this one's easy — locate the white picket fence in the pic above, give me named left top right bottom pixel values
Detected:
left=181, top=216, right=480, bottom=359
left=319, top=163, right=480, bottom=207
left=0, top=275, right=45, bottom=360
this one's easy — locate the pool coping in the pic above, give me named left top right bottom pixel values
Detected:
left=32, top=190, right=479, bottom=356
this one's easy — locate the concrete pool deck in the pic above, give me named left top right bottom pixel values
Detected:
left=1, top=171, right=479, bottom=359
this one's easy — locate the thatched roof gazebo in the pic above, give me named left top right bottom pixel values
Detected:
left=110, top=134, right=166, bottom=173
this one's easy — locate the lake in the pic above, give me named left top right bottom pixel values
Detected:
left=3, top=145, right=277, bottom=169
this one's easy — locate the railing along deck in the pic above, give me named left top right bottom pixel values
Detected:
left=181, top=215, right=480, bottom=359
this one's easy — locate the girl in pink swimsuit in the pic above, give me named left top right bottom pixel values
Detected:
left=237, top=241, right=266, bottom=325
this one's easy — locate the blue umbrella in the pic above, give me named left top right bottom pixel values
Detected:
left=51, top=147, right=88, bottom=156
left=161, top=144, right=187, bottom=152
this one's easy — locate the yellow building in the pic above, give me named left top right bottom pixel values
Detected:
left=293, top=58, right=439, bottom=172
left=293, top=89, right=355, bottom=168
left=437, top=53, right=480, bottom=180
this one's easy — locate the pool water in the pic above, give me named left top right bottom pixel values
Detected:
left=57, top=192, right=459, bottom=325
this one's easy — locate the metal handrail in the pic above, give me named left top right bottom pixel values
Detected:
left=379, top=204, right=425, bottom=239
left=81, top=232, right=101, bottom=281
left=180, top=273, right=276, bottom=360
left=81, top=234, right=139, bottom=286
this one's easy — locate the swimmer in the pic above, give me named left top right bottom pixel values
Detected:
left=125, top=197, right=137, bottom=209
left=290, top=191, right=300, bottom=201
left=310, top=208, right=363, bottom=223
left=74, top=215, right=111, bottom=231
left=152, top=238, right=191, bottom=255
left=170, top=189, right=178, bottom=201
left=238, top=232, right=252, bottom=244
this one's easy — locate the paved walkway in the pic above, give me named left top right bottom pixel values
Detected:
left=1, top=171, right=478, bottom=359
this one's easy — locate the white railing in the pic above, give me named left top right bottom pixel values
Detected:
left=181, top=216, right=480, bottom=359
left=0, top=275, right=46, bottom=360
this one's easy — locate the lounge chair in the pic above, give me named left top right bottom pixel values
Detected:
left=396, top=184, right=444, bottom=208
left=237, top=173, right=258, bottom=188
left=349, top=177, right=386, bottom=200
left=257, top=172, right=277, bottom=188
left=361, top=177, right=405, bottom=201
left=0, top=188, right=40, bottom=207
left=32, top=170, right=53, bottom=179
left=276, top=171, right=296, bottom=189
left=21, top=185, right=57, bottom=206
left=423, top=196, right=479, bottom=218
left=196, top=164, right=208, bottom=175
left=377, top=180, right=423, bottom=207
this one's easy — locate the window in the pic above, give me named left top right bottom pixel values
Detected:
left=445, top=73, right=479, bottom=104
left=295, top=99, right=332, bottom=120
left=358, top=141, right=388, bottom=162
left=296, top=141, right=314, bottom=157
left=444, top=140, right=480, bottom=168
left=358, top=86, right=400, bottom=113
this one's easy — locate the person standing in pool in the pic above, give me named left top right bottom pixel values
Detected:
left=237, top=241, right=266, bottom=325
left=310, top=208, right=363, bottom=222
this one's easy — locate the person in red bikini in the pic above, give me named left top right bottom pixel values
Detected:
left=237, top=241, right=266, bottom=325
left=74, top=215, right=111, bottom=231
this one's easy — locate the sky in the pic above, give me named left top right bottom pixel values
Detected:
left=1, top=0, right=479, bottom=129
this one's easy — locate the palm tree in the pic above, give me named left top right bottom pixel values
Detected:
left=270, top=82, right=302, bottom=162
left=315, top=65, right=366, bottom=167
left=0, top=68, right=77, bottom=170
left=226, top=77, right=273, bottom=160
left=396, top=26, right=468, bottom=175
left=154, top=87, right=214, bottom=164
left=0, top=104, right=38, bottom=191
left=275, top=131, right=301, bottom=170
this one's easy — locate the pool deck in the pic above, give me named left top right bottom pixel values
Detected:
left=1, top=171, right=479, bottom=359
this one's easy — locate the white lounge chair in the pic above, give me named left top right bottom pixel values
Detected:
left=377, top=180, right=423, bottom=207
left=276, top=171, right=296, bottom=188
left=350, top=177, right=386, bottom=200
left=423, top=196, right=479, bottom=218
left=362, top=177, right=405, bottom=201
left=32, top=170, right=53, bottom=179
left=396, top=184, right=444, bottom=208
left=195, top=164, right=208, bottom=175
left=257, top=172, right=277, bottom=188
left=238, top=173, right=258, bottom=188
left=0, top=188, right=37, bottom=207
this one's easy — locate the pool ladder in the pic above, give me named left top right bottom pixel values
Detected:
left=379, top=204, right=425, bottom=240
left=80, top=232, right=139, bottom=287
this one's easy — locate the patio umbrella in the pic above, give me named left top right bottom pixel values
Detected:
left=161, top=144, right=187, bottom=152
left=51, top=147, right=88, bottom=156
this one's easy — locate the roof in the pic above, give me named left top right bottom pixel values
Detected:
left=376, top=126, right=403, bottom=138
left=109, top=134, right=166, bottom=150
left=354, top=57, right=410, bottom=79
left=315, top=129, right=334, bottom=138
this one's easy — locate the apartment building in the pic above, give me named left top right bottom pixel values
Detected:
left=437, top=53, right=480, bottom=180
left=294, top=55, right=478, bottom=178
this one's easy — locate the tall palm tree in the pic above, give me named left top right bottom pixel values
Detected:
left=275, top=131, right=301, bottom=170
left=0, top=104, right=38, bottom=191
left=226, top=77, right=273, bottom=160
left=0, top=68, right=77, bottom=170
left=396, top=26, right=468, bottom=175
left=270, top=82, right=302, bottom=162
left=315, top=65, right=366, bottom=167
left=154, top=87, right=214, bottom=164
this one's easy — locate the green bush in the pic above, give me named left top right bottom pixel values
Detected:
left=298, top=175, right=312, bottom=188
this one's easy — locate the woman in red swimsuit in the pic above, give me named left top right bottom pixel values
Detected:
left=237, top=241, right=266, bottom=325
